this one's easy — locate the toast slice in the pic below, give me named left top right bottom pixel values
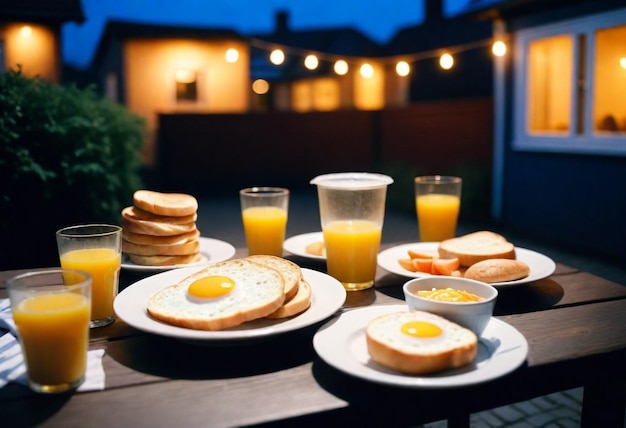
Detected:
left=438, top=231, right=515, bottom=267
left=247, top=255, right=302, bottom=301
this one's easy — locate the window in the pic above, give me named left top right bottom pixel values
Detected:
left=175, top=69, right=198, bottom=102
left=514, top=9, right=626, bottom=155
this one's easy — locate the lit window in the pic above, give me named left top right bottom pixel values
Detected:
left=513, top=9, right=626, bottom=155
left=175, top=69, right=197, bottom=102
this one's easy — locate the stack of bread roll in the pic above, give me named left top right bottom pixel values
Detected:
left=121, top=190, right=201, bottom=266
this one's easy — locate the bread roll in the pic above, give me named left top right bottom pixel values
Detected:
left=464, top=259, right=530, bottom=283
left=438, top=231, right=516, bottom=267
left=133, top=190, right=198, bottom=217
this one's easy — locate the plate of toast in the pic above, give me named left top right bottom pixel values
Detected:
left=377, top=231, right=556, bottom=287
left=313, top=304, right=528, bottom=388
left=114, top=259, right=346, bottom=343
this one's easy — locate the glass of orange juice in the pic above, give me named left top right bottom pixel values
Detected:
left=56, top=224, right=122, bottom=328
left=240, top=187, right=289, bottom=256
left=311, top=172, right=393, bottom=291
left=7, top=269, right=91, bottom=393
left=415, top=176, right=462, bottom=242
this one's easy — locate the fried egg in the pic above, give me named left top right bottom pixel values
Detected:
left=147, top=258, right=285, bottom=331
left=365, top=310, right=478, bottom=375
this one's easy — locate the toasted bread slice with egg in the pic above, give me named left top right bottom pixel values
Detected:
left=366, top=310, right=477, bottom=375
left=147, top=258, right=285, bottom=331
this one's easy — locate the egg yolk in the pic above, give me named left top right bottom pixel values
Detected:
left=401, top=321, right=443, bottom=338
left=188, top=275, right=235, bottom=299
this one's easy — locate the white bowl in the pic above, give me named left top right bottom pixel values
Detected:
left=402, top=276, right=498, bottom=336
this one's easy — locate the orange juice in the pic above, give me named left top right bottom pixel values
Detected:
left=416, top=194, right=460, bottom=242
left=323, top=219, right=382, bottom=290
left=242, top=206, right=288, bottom=256
left=13, top=293, right=90, bottom=389
left=61, top=248, right=121, bottom=321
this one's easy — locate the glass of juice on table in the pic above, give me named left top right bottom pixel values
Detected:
left=311, top=172, right=393, bottom=291
left=56, top=224, right=122, bottom=328
left=240, top=187, right=289, bottom=256
left=414, top=175, right=462, bottom=242
left=7, top=269, right=91, bottom=393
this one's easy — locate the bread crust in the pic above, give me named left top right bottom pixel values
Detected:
left=122, top=238, right=200, bottom=256
left=133, top=190, right=198, bottom=217
left=438, top=231, right=515, bottom=267
left=123, top=229, right=200, bottom=246
left=366, top=311, right=477, bottom=375
left=247, top=255, right=301, bottom=301
left=464, top=258, right=530, bottom=283
left=128, top=253, right=201, bottom=266
left=266, top=279, right=312, bottom=319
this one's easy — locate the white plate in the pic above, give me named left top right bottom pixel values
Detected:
left=313, top=304, right=528, bottom=388
left=121, top=237, right=236, bottom=272
left=283, top=232, right=325, bottom=260
left=114, top=267, right=346, bottom=342
left=377, top=242, right=556, bottom=287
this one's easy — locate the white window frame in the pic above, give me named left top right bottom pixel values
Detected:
left=513, top=8, right=626, bottom=156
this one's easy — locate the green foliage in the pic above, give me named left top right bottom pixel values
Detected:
left=0, top=69, right=145, bottom=269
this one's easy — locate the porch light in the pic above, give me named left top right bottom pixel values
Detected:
left=396, top=61, right=410, bottom=76
left=225, top=48, right=239, bottom=63
left=492, top=40, right=507, bottom=57
left=252, top=79, right=270, bottom=94
left=175, top=69, right=196, bottom=83
left=439, top=53, right=454, bottom=70
left=304, top=54, right=319, bottom=70
left=270, top=49, right=285, bottom=65
left=19, top=26, right=32, bottom=38
left=334, top=59, right=349, bottom=75
left=360, top=63, right=374, bottom=78
left=620, top=57, right=626, bottom=70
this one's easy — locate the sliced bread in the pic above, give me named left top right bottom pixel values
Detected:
left=266, top=278, right=312, bottom=319
left=438, top=231, right=516, bottom=267
left=147, top=258, right=285, bottom=331
left=366, top=310, right=477, bottom=375
left=128, top=253, right=201, bottom=267
left=122, top=238, right=200, bottom=256
left=247, top=255, right=302, bottom=301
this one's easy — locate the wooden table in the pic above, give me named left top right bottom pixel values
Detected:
left=1, top=246, right=625, bottom=428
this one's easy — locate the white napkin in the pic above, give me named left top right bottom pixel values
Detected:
left=0, top=298, right=106, bottom=391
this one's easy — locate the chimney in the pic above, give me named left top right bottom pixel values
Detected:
left=275, top=10, right=289, bottom=33
left=424, top=0, right=444, bottom=24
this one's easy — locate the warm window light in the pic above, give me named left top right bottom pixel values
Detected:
left=304, top=54, right=319, bottom=70
left=270, top=49, right=285, bottom=65
left=620, top=57, right=626, bottom=70
left=360, top=63, right=374, bottom=78
left=492, top=40, right=507, bottom=57
left=334, top=59, right=349, bottom=75
left=439, top=53, right=454, bottom=70
left=396, top=61, right=410, bottom=76
left=225, top=48, right=239, bottom=63
left=19, top=26, right=32, bottom=38
left=252, top=79, right=270, bottom=94
left=175, top=69, right=196, bottom=83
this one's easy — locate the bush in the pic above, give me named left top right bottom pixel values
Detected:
left=0, top=69, right=145, bottom=269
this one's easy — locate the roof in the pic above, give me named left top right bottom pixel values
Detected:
left=0, top=0, right=84, bottom=23
left=458, top=0, right=625, bottom=20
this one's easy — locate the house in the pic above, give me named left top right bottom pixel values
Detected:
left=461, top=0, right=626, bottom=261
left=0, top=0, right=84, bottom=82
left=90, top=20, right=250, bottom=164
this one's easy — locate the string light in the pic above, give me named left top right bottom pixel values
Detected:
left=492, top=40, right=507, bottom=57
left=225, top=48, right=239, bottom=63
left=395, top=61, right=411, bottom=76
left=304, top=54, right=319, bottom=70
left=334, top=59, right=349, bottom=75
left=252, top=79, right=270, bottom=94
left=360, top=63, right=374, bottom=78
left=439, top=53, right=454, bottom=70
left=270, top=49, right=285, bottom=65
